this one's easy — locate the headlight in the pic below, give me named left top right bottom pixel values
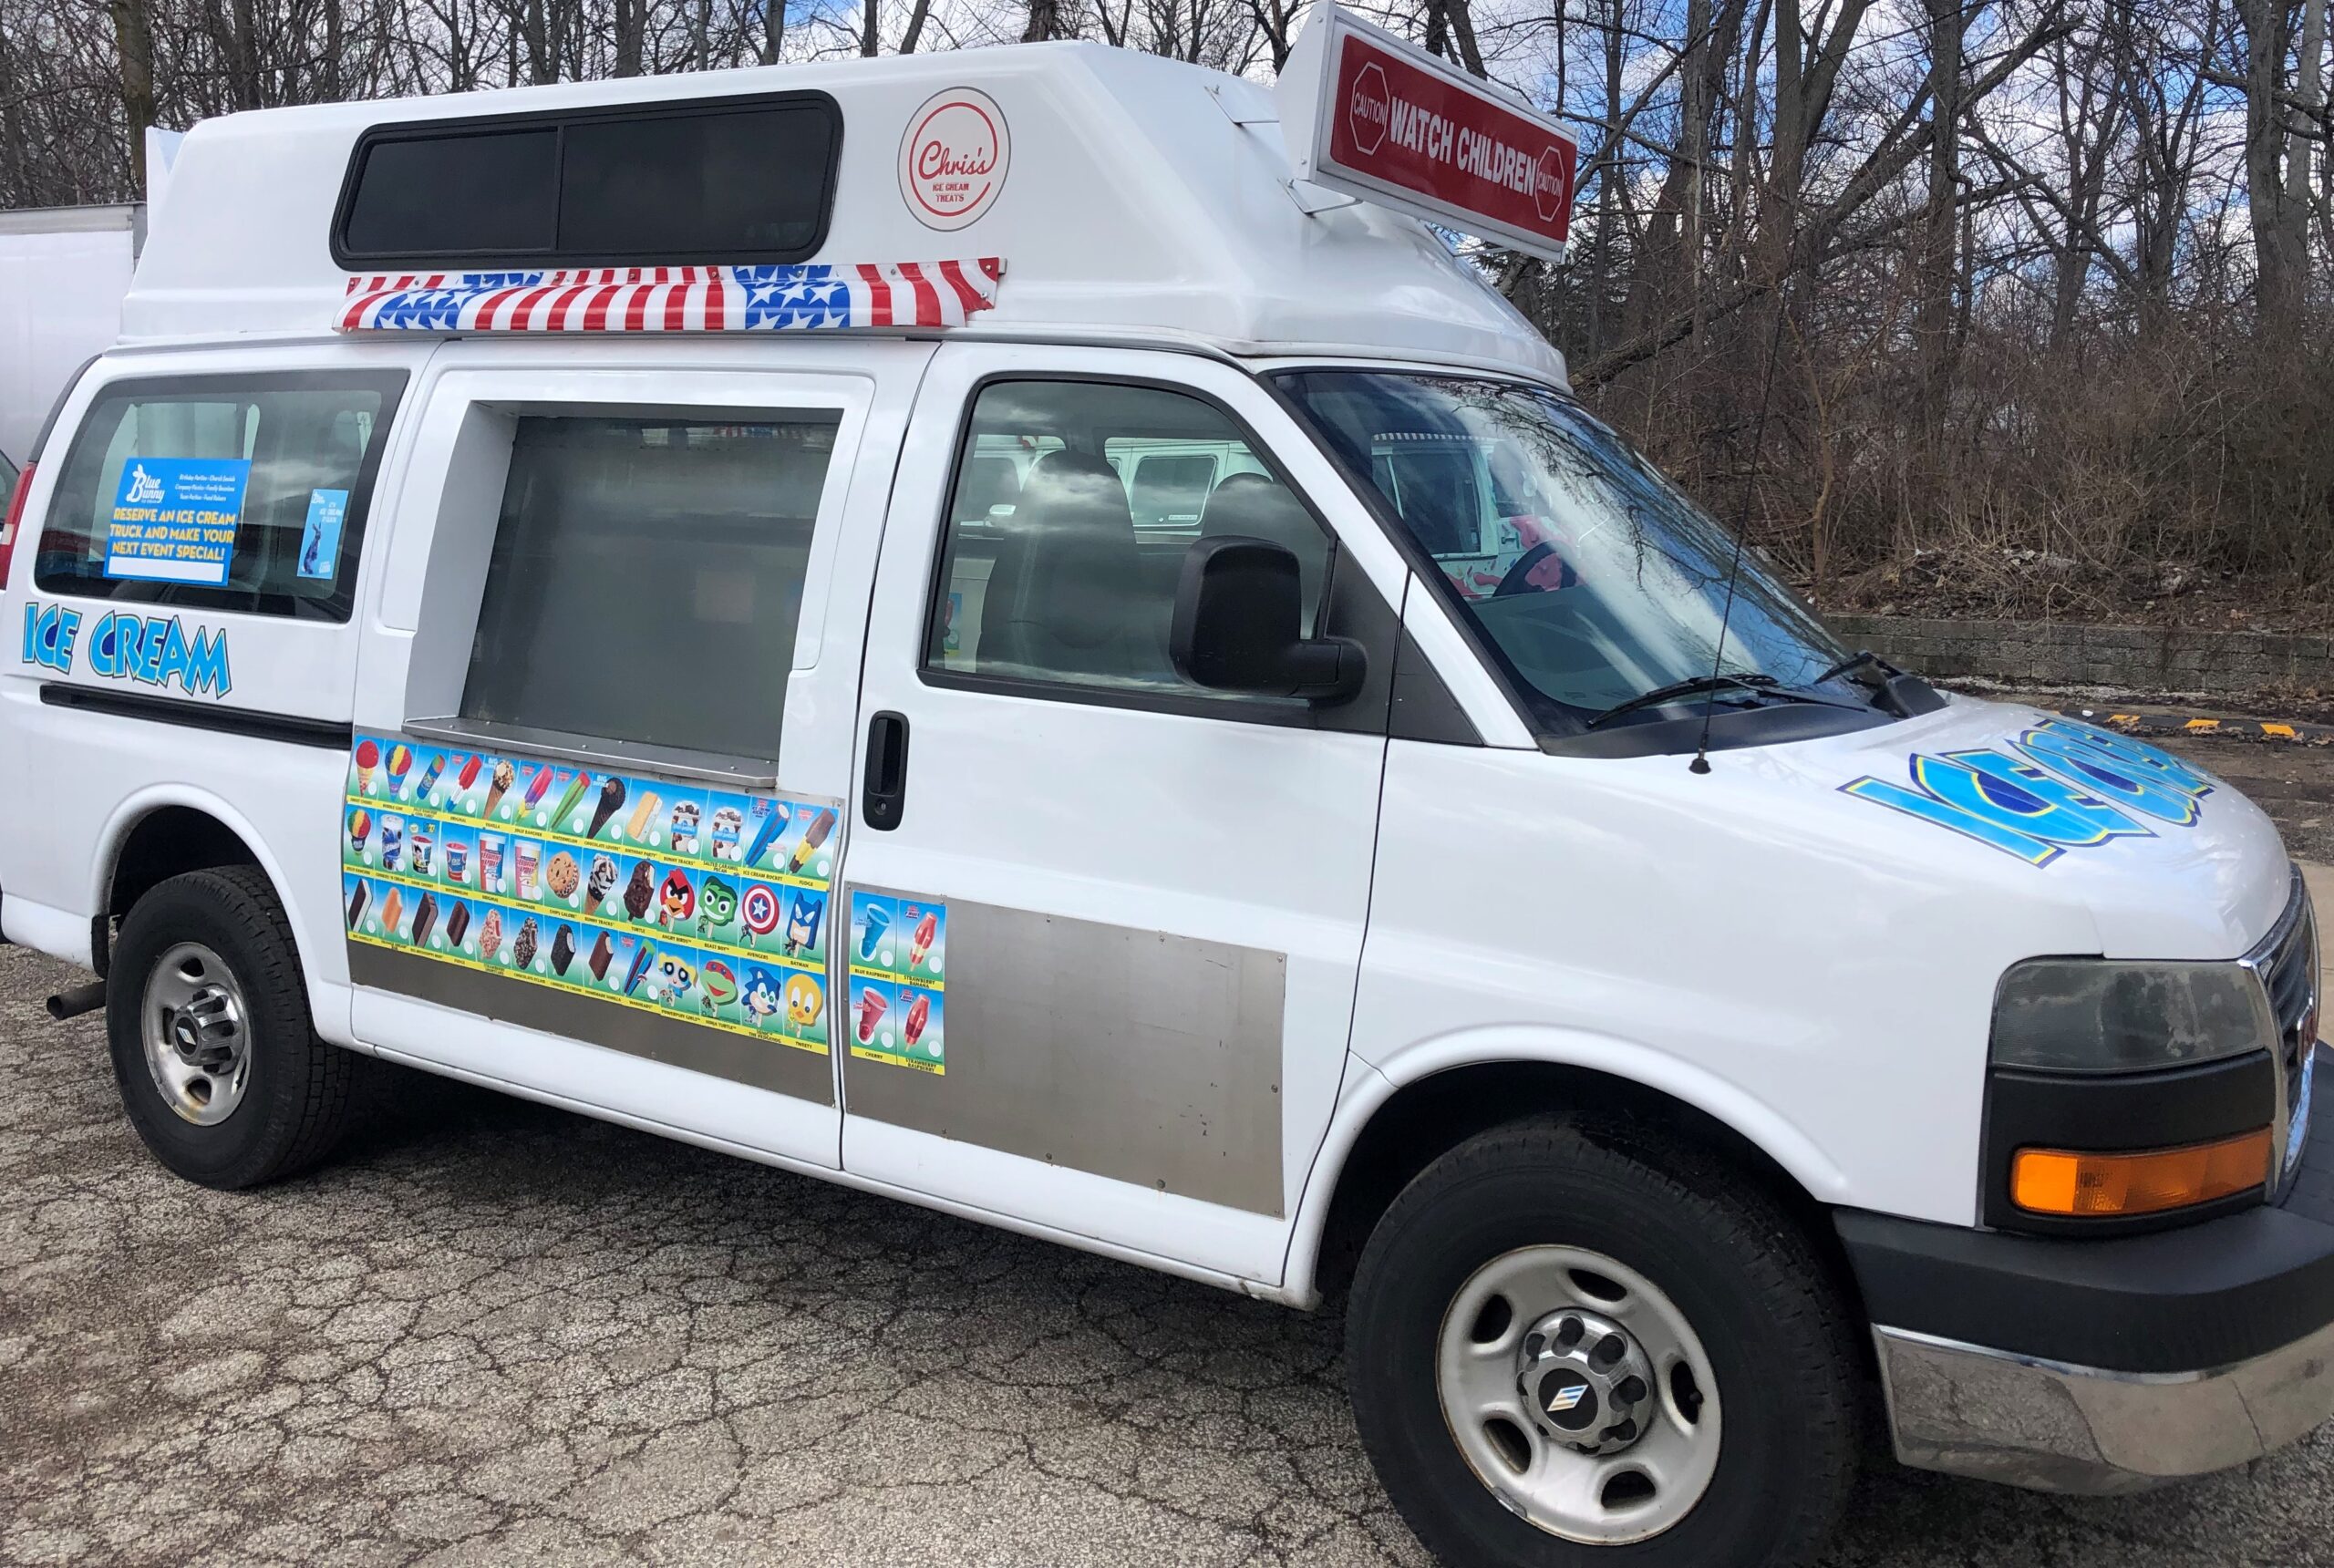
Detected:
left=1990, top=959, right=2270, bottom=1074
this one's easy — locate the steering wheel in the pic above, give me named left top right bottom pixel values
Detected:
left=1492, top=541, right=1562, bottom=598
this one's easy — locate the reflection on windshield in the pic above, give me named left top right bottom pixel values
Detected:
left=1277, top=372, right=1849, bottom=729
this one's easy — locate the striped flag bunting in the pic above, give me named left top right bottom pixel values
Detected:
left=337, top=260, right=1005, bottom=334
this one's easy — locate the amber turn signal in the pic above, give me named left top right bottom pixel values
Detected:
left=2011, top=1129, right=2272, bottom=1217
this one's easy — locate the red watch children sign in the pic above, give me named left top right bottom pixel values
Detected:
left=1279, top=5, right=1578, bottom=262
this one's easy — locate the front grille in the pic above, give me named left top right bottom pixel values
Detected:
left=2266, top=902, right=2318, bottom=1130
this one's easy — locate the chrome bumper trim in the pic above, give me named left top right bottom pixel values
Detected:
left=1874, top=1320, right=2334, bottom=1494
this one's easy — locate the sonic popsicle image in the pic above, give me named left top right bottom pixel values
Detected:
left=788, top=809, right=836, bottom=874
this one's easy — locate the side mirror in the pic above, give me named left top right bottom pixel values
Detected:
left=1170, top=536, right=1364, bottom=702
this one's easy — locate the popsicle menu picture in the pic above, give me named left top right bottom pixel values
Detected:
left=342, top=733, right=840, bottom=1052
left=845, top=889, right=946, bottom=1074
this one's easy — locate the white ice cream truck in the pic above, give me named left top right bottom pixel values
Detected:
left=4, top=12, right=2330, bottom=1565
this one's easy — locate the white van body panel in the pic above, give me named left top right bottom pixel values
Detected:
left=122, top=46, right=1562, bottom=382
left=1342, top=695, right=2293, bottom=1233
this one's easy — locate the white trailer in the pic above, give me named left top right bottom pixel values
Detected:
left=0, top=204, right=142, bottom=466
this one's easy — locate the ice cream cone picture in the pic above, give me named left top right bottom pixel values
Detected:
left=354, top=738, right=379, bottom=794
left=386, top=743, right=413, bottom=798
left=482, top=758, right=516, bottom=818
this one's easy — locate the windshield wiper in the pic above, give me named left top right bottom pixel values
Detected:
left=1585, top=674, right=1781, bottom=729
left=1812, top=648, right=1902, bottom=686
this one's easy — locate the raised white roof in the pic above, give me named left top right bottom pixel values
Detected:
left=123, top=42, right=1565, bottom=380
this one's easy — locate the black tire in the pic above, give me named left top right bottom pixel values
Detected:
left=1348, top=1116, right=1858, bottom=1568
left=107, top=866, right=360, bottom=1189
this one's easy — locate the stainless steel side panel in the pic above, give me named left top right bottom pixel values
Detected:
left=841, top=898, right=1287, bottom=1215
left=349, top=942, right=835, bottom=1104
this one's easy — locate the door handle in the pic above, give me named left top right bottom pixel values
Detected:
left=862, top=710, right=911, bottom=831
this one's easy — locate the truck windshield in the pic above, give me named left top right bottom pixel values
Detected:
left=1276, top=371, right=1856, bottom=733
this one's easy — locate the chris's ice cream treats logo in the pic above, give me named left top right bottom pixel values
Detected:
left=900, top=88, right=1008, bottom=231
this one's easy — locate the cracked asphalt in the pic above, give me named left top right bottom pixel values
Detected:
left=7, top=732, right=2334, bottom=1568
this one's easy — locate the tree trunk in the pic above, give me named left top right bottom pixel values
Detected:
left=761, top=0, right=787, bottom=64
left=899, top=0, right=933, bottom=50
left=614, top=0, right=644, bottom=76
left=2291, top=0, right=2328, bottom=253
left=860, top=0, right=881, bottom=56
left=1916, top=0, right=1966, bottom=446
left=226, top=0, right=263, bottom=109
left=2239, top=0, right=2305, bottom=322
left=1023, top=0, right=1059, bottom=42
left=111, top=0, right=156, bottom=187
left=524, top=0, right=556, bottom=83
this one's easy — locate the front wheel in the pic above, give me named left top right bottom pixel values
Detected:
left=1348, top=1118, right=1859, bottom=1568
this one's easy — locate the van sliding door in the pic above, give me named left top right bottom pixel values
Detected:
left=343, top=340, right=935, bottom=1171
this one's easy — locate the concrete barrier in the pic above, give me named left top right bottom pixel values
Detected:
left=1827, top=614, right=2334, bottom=696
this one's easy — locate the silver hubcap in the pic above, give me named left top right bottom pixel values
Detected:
left=140, top=942, right=253, bottom=1126
left=1435, top=1246, right=1722, bottom=1544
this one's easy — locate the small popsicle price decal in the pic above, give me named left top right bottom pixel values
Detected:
left=341, top=733, right=842, bottom=1054
left=845, top=888, right=946, bottom=1074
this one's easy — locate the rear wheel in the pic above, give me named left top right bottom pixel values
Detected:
left=1348, top=1117, right=1858, bottom=1568
left=107, top=866, right=360, bottom=1189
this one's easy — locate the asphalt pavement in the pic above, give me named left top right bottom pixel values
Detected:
left=7, top=731, right=2334, bottom=1565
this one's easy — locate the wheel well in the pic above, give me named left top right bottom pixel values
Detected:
left=101, top=807, right=262, bottom=975
left=1315, top=1062, right=1864, bottom=1322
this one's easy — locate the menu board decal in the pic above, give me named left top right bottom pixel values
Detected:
left=846, top=888, right=947, bottom=1074
left=343, top=733, right=837, bottom=1055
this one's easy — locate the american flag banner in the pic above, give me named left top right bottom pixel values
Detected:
left=337, top=260, right=1005, bottom=334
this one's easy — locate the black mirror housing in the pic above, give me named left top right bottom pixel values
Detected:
left=1170, top=536, right=1364, bottom=702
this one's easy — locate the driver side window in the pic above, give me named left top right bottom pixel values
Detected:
left=924, top=379, right=1333, bottom=694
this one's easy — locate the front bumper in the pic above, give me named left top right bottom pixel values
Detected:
left=1841, top=1046, right=2334, bottom=1494
left=1871, top=1317, right=2334, bottom=1494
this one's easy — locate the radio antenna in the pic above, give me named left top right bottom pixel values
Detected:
left=1689, top=304, right=1789, bottom=776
